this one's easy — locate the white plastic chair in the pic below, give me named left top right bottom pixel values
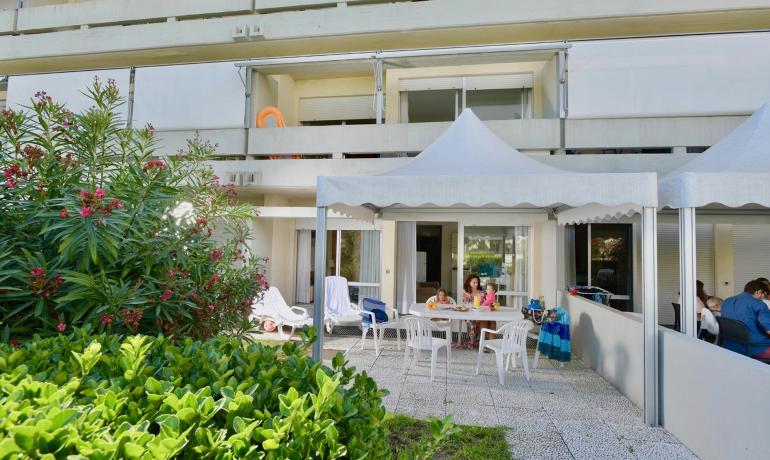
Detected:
left=476, top=320, right=533, bottom=384
left=402, top=317, right=451, bottom=382
left=425, top=295, right=456, bottom=338
left=699, top=307, right=720, bottom=337
left=250, top=286, right=312, bottom=339
left=361, top=300, right=401, bottom=354
left=323, top=276, right=365, bottom=334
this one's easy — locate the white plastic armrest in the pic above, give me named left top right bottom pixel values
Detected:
left=480, top=327, right=503, bottom=336
left=362, top=310, right=376, bottom=323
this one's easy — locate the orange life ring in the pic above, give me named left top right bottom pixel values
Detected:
left=256, top=106, right=286, bottom=129
left=256, top=107, right=299, bottom=159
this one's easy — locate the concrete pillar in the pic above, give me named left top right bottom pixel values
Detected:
left=313, top=206, right=327, bottom=360
left=678, top=207, right=697, bottom=336
left=641, top=207, right=659, bottom=426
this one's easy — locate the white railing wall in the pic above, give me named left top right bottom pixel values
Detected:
left=659, top=328, right=770, bottom=460
left=563, top=292, right=645, bottom=408
left=565, top=292, right=770, bottom=459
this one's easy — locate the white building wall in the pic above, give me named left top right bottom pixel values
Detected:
left=6, top=69, right=131, bottom=118
left=569, top=32, right=770, bottom=118
left=133, top=62, right=246, bottom=130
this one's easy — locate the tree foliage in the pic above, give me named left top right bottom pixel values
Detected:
left=0, top=79, right=266, bottom=339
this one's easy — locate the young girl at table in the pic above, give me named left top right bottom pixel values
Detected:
left=477, top=283, right=498, bottom=351
left=480, top=283, right=497, bottom=308
left=436, top=288, right=451, bottom=304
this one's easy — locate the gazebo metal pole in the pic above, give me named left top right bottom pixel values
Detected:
left=374, top=59, right=384, bottom=124
left=678, top=207, right=697, bottom=337
left=641, top=207, right=659, bottom=426
left=312, top=206, right=327, bottom=361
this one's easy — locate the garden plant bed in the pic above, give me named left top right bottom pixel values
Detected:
left=386, top=414, right=511, bottom=460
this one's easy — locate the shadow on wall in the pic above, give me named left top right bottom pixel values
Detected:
left=579, top=312, right=597, bottom=365
left=578, top=310, right=630, bottom=393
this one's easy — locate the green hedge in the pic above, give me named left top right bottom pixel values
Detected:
left=0, top=330, right=390, bottom=459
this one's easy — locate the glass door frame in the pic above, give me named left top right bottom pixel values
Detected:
left=328, top=229, right=381, bottom=299
left=585, top=224, right=632, bottom=303
left=457, top=222, right=534, bottom=305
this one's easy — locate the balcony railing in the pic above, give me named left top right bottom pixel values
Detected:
left=0, top=0, right=420, bottom=35
left=153, top=116, right=745, bottom=158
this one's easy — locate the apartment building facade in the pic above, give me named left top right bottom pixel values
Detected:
left=3, top=0, right=770, bottom=323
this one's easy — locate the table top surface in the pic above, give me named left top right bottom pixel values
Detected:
left=409, top=303, right=525, bottom=321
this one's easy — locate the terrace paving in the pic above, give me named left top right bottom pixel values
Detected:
left=325, top=336, right=698, bottom=460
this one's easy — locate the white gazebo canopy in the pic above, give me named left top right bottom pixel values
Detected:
left=312, top=109, right=661, bottom=426
left=658, top=103, right=770, bottom=342
left=318, top=109, right=656, bottom=218
left=659, top=103, right=770, bottom=209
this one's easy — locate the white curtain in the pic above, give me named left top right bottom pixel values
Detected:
left=295, top=230, right=312, bottom=303
left=396, top=222, right=417, bottom=314
left=358, top=230, right=380, bottom=300
left=513, top=226, right=530, bottom=308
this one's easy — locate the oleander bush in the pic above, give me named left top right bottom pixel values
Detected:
left=0, top=330, right=405, bottom=459
left=0, top=79, right=266, bottom=340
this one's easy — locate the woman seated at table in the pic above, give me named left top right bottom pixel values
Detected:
left=677, top=280, right=709, bottom=320
left=456, top=274, right=496, bottom=349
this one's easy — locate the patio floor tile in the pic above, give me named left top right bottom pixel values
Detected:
left=506, top=431, right=575, bottom=460
left=338, top=336, right=698, bottom=460
left=445, top=383, right=494, bottom=406
left=446, top=402, right=500, bottom=427
left=625, top=440, right=700, bottom=460
left=395, top=397, right=445, bottom=419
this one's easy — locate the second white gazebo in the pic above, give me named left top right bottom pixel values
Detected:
left=659, top=103, right=770, bottom=337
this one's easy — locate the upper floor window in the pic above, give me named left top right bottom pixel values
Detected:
left=399, top=74, right=533, bottom=123
left=298, top=95, right=376, bottom=125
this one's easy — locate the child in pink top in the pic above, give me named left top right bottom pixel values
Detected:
left=480, top=283, right=497, bottom=308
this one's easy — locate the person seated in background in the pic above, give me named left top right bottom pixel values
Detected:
left=706, top=296, right=723, bottom=315
left=721, top=280, right=770, bottom=359
left=756, top=277, right=770, bottom=309
left=435, top=288, right=451, bottom=304
left=677, top=280, right=709, bottom=320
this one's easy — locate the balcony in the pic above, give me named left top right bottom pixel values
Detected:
left=154, top=114, right=746, bottom=157
left=2, top=0, right=770, bottom=73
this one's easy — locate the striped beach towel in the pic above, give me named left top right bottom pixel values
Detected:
left=537, top=307, right=571, bottom=363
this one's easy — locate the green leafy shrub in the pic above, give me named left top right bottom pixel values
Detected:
left=0, top=79, right=266, bottom=339
left=0, top=330, right=394, bottom=459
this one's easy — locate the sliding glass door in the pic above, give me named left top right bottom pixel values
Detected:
left=462, top=226, right=530, bottom=308
left=307, top=230, right=381, bottom=304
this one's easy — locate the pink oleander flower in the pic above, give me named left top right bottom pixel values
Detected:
left=109, top=199, right=122, bottom=209
left=59, top=208, right=68, bottom=218
left=80, top=189, right=90, bottom=198
left=56, top=323, right=66, bottom=333
left=6, top=179, right=16, bottom=188
left=262, top=256, right=270, bottom=263
left=30, top=267, right=45, bottom=277
left=160, top=289, right=173, bottom=302
left=9, top=339, right=21, bottom=348
left=79, top=207, right=92, bottom=217
left=100, top=314, right=113, bottom=325
left=94, top=188, right=105, bottom=198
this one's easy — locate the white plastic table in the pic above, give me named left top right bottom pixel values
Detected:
left=409, top=303, right=524, bottom=322
left=409, top=303, right=525, bottom=343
